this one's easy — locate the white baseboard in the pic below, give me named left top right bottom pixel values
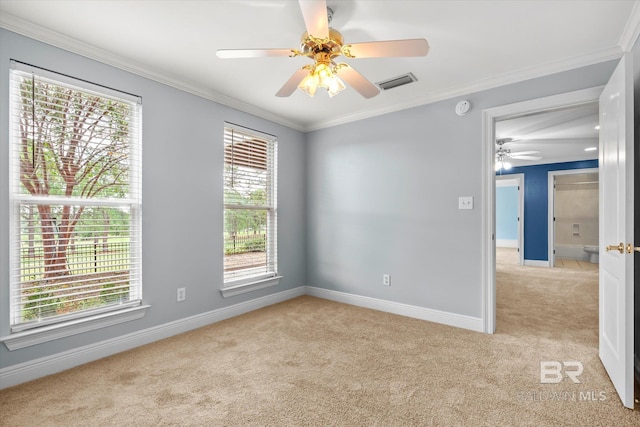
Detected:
left=1, top=285, right=487, bottom=389
left=496, top=239, right=517, bottom=248
left=305, top=286, right=484, bottom=333
left=554, top=244, right=590, bottom=261
left=0, top=286, right=305, bottom=390
left=524, top=259, right=550, bottom=267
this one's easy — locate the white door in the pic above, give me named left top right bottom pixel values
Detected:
left=599, top=54, right=634, bottom=409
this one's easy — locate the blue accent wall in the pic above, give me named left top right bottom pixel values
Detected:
left=497, top=160, right=598, bottom=261
left=496, top=186, right=518, bottom=241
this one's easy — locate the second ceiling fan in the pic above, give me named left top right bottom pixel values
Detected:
left=216, top=0, right=429, bottom=98
left=495, top=138, right=542, bottom=171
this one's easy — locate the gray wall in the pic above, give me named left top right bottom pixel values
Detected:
left=0, top=29, right=307, bottom=369
left=306, top=61, right=617, bottom=319
left=0, top=27, right=625, bottom=375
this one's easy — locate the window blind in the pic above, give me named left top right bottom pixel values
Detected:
left=8, top=63, right=142, bottom=331
left=223, top=124, right=277, bottom=283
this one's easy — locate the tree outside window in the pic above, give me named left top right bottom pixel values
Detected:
left=9, top=64, right=142, bottom=328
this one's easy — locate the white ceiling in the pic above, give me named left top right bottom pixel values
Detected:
left=495, top=102, right=600, bottom=167
left=1, top=0, right=637, bottom=135
left=0, top=0, right=640, bottom=166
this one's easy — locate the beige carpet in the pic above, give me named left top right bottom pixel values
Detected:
left=1, top=265, right=638, bottom=426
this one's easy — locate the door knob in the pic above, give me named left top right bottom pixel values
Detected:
left=606, top=243, right=624, bottom=254
left=626, top=244, right=640, bottom=254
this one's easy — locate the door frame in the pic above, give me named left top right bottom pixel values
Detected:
left=547, top=168, right=599, bottom=267
left=496, top=174, right=524, bottom=265
left=481, top=86, right=604, bottom=334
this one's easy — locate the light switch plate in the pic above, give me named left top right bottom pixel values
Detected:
left=458, top=196, right=473, bottom=210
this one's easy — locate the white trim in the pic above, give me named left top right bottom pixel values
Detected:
left=220, top=276, right=282, bottom=298
left=0, top=286, right=305, bottom=389
left=1, top=305, right=150, bottom=351
left=305, top=286, right=484, bottom=333
left=495, top=178, right=518, bottom=187
left=10, top=194, right=140, bottom=207
left=483, top=86, right=604, bottom=121
left=524, top=259, right=550, bottom=267
left=548, top=173, right=555, bottom=268
left=516, top=175, right=525, bottom=266
left=496, top=239, right=517, bottom=248
left=547, top=168, right=599, bottom=267
left=481, top=109, right=496, bottom=334
left=619, top=0, right=640, bottom=52
left=11, top=300, right=142, bottom=334
left=482, top=86, right=604, bottom=334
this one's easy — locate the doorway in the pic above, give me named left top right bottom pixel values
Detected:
left=484, top=58, right=635, bottom=409
left=496, top=174, right=524, bottom=266
left=481, top=86, right=603, bottom=334
left=548, top=169, right=599, bottom=268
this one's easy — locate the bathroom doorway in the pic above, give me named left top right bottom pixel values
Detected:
left=548, top=169, right=599, bottom=268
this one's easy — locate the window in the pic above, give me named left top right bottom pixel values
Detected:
left=223, top=124, right=277, bottom=291
left=8, top=62, right=142, bottom=333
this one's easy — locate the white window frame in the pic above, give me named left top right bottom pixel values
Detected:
left=1, top=62, right=148, bottom=350
left=221, top=123, right=280, bottom=298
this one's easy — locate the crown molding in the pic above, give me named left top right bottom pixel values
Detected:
left=619, top=0, right=640, bottom=52
left=0, top=11, right=628, bottom=134
left=305, top=46, right=622, bottom=131
left=0, top=13, right=306, bottom=132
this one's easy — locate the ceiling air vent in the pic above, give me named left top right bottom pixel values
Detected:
left=376, top=73, right=417, bottom=91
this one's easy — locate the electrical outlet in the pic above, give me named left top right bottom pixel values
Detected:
left=383, top=274, right=391, bottom=286
left=177, top=287, right=186, bottom=302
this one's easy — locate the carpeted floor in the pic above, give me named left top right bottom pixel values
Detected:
left=1, top=263, right=638, bottom=426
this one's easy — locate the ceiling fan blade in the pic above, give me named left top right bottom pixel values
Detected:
left=345, top=38, right=429, bottom=58
left=510, top=150, right=541, bottom=156
left=298, top=0, right=329, bottom=39
left=336, top=65, right=380, bottom=98
left=216, top=49, right=294, bottom=59
left=511, top=155, right=543, bottom=161
left=276, top=68, right=310, bottom=97
left=496, top=137, right=515, bottom=144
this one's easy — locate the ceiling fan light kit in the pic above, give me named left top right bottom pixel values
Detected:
left=495, top=157, right=512, bottom=172
left=216, top=0, right=429, bottom=99
left=298, top=60, right=346, bottom=97
left=495, top=137, right=542, bottom=171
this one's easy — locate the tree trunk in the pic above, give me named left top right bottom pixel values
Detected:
left=37, top=204, right=68, bottom=278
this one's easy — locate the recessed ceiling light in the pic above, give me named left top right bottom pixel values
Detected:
left=594, top=125, right=600, bottom=130
left=585, top=147, right=597, bottom=152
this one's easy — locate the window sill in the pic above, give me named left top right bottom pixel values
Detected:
left=220, top=276, right=282, bottom=298
left=1, top=305, right=151, bottom=351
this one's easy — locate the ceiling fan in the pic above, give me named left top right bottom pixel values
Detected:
left=495, top=138, right=542, bottom=171
left=215, top=0, right=429, bottom=99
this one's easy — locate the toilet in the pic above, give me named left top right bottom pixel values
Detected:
left=584, top=246, right=599, bottom=264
